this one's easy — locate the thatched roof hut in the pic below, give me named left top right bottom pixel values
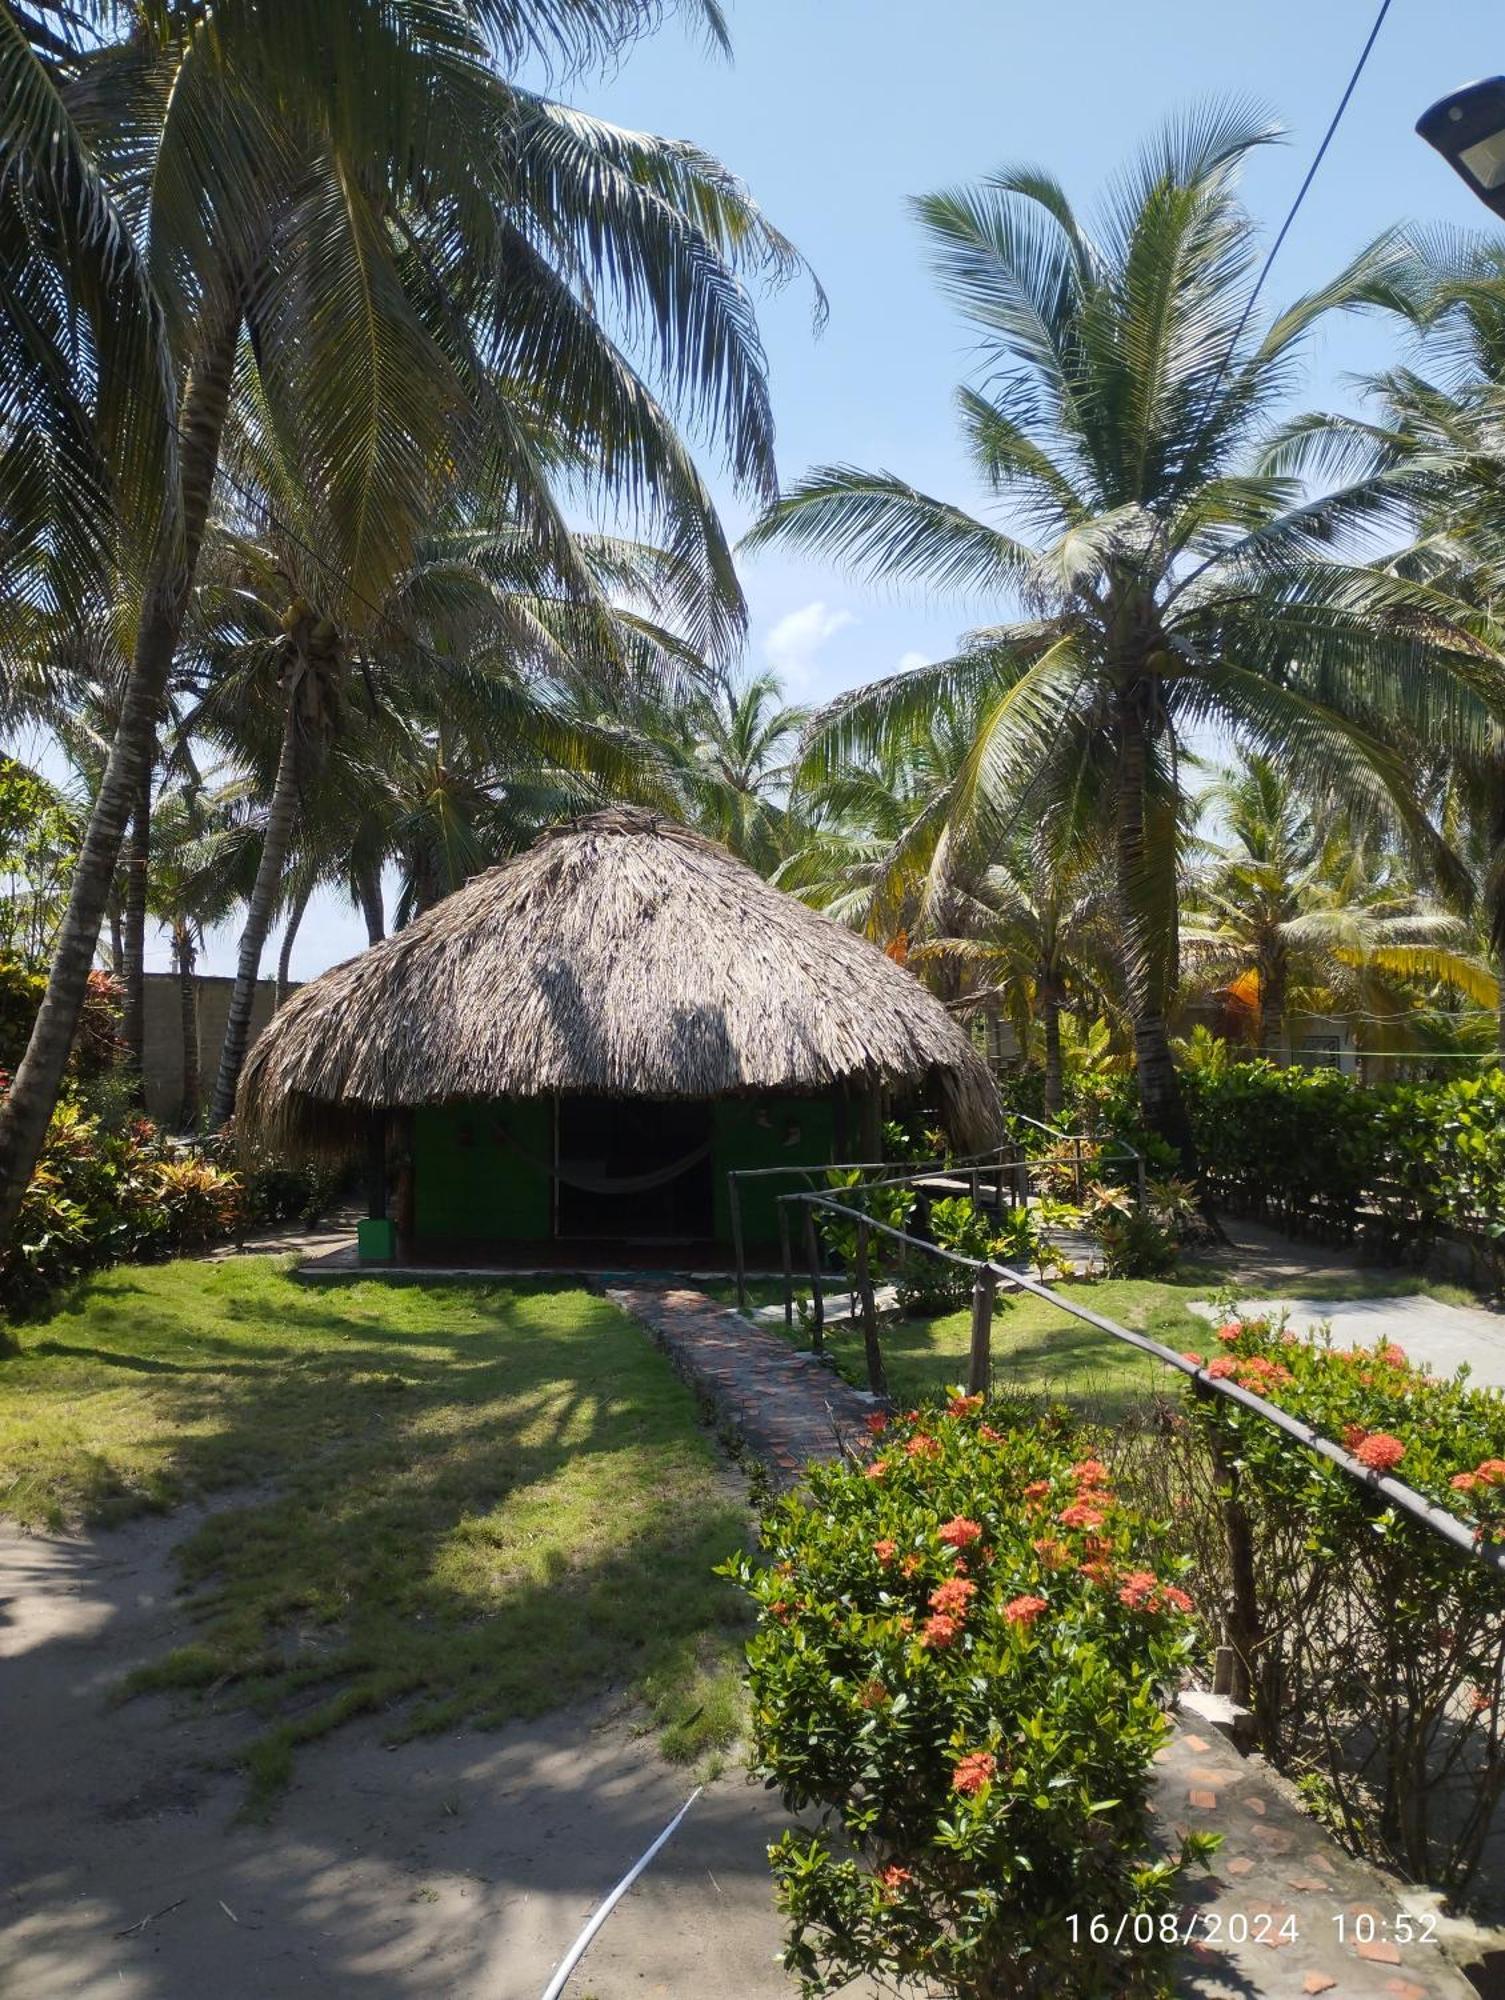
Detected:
left=239, top=808, right=1001, bottom=1256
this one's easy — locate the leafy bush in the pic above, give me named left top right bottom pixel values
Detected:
left=0, top=1090, right=336, bottom=1312
left=1083, top=1178, right=1195, bottom=1278
left=0, top=955, right=123, bottom=1080
left=817, top=1168, right=915, bottom=1278
left=1180, top=1060, right=1505, bottom=1262
left=894, top=1196, right=1004, bottom=1315
left=723, top=1397, right=1212, bottom=1998
left=1157, top=1313, right=1505, bottom=1897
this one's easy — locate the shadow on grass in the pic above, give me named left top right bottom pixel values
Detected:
left=1, top=1260, right=751, bottom=1805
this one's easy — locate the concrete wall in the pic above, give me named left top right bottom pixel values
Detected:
left=141, top=971, right=283, bottom=1126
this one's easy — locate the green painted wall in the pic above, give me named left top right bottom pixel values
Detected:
left=413, top=1099, right=552, bottom=1244
left=713, top=1095, right=837, bottom=1246
left=414, top=1092, right=839, bottom=1247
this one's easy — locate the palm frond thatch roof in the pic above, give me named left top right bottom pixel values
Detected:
left=237, top=807, right=1004, bottom=1157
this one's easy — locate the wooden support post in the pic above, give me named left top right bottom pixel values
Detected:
left=855, top=1220, right=887, bottom=1398
left=802, top=1203, right=825, bottom=1353
left=967, top=1264, right=996, bottom=1396
left=777, top=1198, right=795, bottom=1332
left=366, top=1111, right=387, bottom=1219
left=728, top=1174, right=748, bottom=1312
left=858, top=1078, right=882, bottom=1164
left=393, top=1110, right=415, bottom=1262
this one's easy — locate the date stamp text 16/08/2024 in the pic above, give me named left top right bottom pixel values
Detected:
left=1063, top=1911, right=1440, bottom=1949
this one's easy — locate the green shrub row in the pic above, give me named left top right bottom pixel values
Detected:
left=1180, top=1061, right=1505, bottom=1250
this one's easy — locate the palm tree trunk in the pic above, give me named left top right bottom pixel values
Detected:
left=0, top=301, right=240, bottom=1246
left=1115, top=682, right=1198, bottom=1177
left=107, top=893, right=124, bottom=977
left=119, top=756, right=154, bottom=1094
left=1259, top=946, right=1289, bottom=1062
left=209, top=706, right=301, bottom=1127
left=1041, top=983, right=1064, bottom=1122
left=355, top=860, right=384, bottom=945
left=275, top=881, right=311, bottom=1008
left=175, top=920, right=200, bottom=1130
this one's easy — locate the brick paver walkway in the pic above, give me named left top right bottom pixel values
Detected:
left=612, top=1283, right=1484, bottom=2000
left=608, top=1284, right=877, bottom=1480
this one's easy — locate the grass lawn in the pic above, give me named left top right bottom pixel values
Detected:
left=0, top=1258, right=749, bottom=1804
left=799, top=1272, right=1223, bottom=1415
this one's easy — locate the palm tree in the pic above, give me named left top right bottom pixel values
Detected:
left=1182, top=752, right=1497, bottom=1057
left=0, top=0, right=805, bottom=1236
left=639, top=668, right=807, bottom=869
left=912, top=826, right=1119, bottom=1120
left=747, top=108, right=1491, bottom=1171
left=185, top=493, right=710, bottom=1121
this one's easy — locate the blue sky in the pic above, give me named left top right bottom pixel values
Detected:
left=194, top=0, right=1505, bottom=973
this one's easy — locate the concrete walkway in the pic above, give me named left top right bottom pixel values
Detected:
left=611, top=1283, right=1484, bottom=2000
left=1194, top=1294, right=1505, bottom=1392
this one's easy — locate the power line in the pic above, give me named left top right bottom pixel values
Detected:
left=1192, top=0, right=1398, bottom=438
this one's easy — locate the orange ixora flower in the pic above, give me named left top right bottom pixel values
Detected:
left=864, top=1461, right=889, bottom=1481
left=1205, top=1357, right=1237, bottom=1380
left=1117, top=1570, right=1158, bottom=1610
left=873, top=1539, right=898, bottom=1563
left=1003, top=1593, right=1047, bottom=1627
left=1379, top=1343, right=1409, bottom=1367
left=877, top=1864, right=913, bottom=1897
left=900, top=1553, right=924, bottom=1578
left=937, top=1516, right=983, bottom=1549
left=948, top=1393, right=984, bottom=1418
left=1477, top=1459, right=1505, bottom=1486
left=1453, top=1471, right=1481, bottom=1492
left=857, top=1679, right=890, bottom=1710
left=1342, top=1424, right=1369, bottom=1451
left=1354, top=1432, right=1405, bottom=1473
left=951, top=1750, right=996, bottom=1795
left=1181, top=1351, right=1204, bottom=1367
left=1216, top=1322, right=1243, bottom=1343
left=919, top=1612, right=963, bottom=1648
left=1071, top=1458, right=1111, bottom=1488
left=905, top=1433, right=943, bottom=1460
left=1022, top=1480, right=1051, bottom=1501
left=865, top=1412, right=889, bottom=1436
left=1057, top=1500, right=1107, bottom=1530
left=929, top=1576, right=976, bottom=1617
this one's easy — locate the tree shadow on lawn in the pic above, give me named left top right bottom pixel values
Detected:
left=1, top=1261, right=752, bottom=1808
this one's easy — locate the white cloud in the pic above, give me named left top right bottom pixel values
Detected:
left=763, top=600, right=856, bottom=692
left=896, top=650, right=930, bottom=673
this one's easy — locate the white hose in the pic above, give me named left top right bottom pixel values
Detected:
left=538, top=1785, right=703, bottom=2000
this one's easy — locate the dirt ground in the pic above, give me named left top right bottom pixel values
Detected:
left=0, top=1505, right=828, bottom=2000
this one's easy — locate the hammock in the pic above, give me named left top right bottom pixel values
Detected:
left=491, top=1119, right=713, bottom=1197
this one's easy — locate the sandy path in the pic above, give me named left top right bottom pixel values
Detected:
left=0, top=1508, right=814, bottom=2000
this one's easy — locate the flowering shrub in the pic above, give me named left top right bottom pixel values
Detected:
left=723, top=1398, right=1212, bottom=1998
left=1168, top=1314, right=1505, bottom=1896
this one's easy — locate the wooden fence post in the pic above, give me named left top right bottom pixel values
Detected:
left=855, top=1220, right=887, bottom=1398
left=777, top=1198, right=794, bottom=1332
left=967, top=1264, right=996, bottom=1395
left=728, top=1175, right=747, bottom=1311
left=802, top=1204, right=825, bottom=1353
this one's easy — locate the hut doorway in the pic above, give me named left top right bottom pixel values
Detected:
left=555, top=1096, right=714, bottom=1243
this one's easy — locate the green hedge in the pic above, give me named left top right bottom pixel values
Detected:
left=1179, top=1062, right=1505, bottom=1250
